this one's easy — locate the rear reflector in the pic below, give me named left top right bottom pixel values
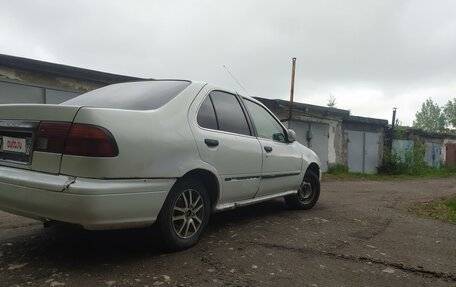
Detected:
left=35, top=122, right=118, bottom=157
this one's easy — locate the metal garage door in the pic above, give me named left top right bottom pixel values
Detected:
left=45, top=89, right=80, bottom=104
left=392, top=139, right=414, bottom=162
left=290, top=121, right=329, bottom=171
left=0, top=80, right=80, bottom=105
left=424, top=142, right=441, bottom=168
left=347, top=131, right=381, bottom=174
left=0, top=81, right=45, bottom=104
left=446, top=144, right=456, bottom=166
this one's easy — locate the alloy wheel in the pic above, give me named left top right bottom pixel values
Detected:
left=172, top=189, right=205, bottom=239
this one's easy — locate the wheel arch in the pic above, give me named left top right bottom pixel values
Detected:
left=306, top=162, right=321, bottom=180
left=180, top=168, right=220, bottom=210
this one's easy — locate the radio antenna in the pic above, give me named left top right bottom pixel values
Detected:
left=222, top=65, right=250, bottom=95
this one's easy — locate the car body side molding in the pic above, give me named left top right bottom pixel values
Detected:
left=215, top=190, right=297, bottom=211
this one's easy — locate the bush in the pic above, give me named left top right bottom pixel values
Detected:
left=379, top=145, right=428, bottom=175
left=327, top=164, right=349, bottom=175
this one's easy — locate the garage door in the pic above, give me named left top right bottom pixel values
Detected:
left=290, top=121, right=329, bottom=171
left=0, top=81, right=45, bottom=104
left=0, top=81, right=80, bottom=105
left=347, top=130, right=381, bottom=174
left=447, top=144, right=456, bottom=166
left=45, top=89, right=80, bottom=104
left=424, top=142, right=441, bottom=168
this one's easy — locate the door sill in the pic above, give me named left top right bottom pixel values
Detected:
left=214, top=190, right=297, bottom=212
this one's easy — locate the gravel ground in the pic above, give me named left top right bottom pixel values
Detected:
left=0, top=178, right=455, bottom=287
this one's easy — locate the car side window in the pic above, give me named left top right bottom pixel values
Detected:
left=244, top=99, right=286, bottom=143
left=197, top=95, right=218, bottom=130
left=209, top=91, right=251, bottom=136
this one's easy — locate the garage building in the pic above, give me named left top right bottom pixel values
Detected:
left=0, top=53, right=139, bottom=105
left=1, top=53, right=389, bottom=173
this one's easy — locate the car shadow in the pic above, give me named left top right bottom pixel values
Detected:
left=0, top=198, right=301, bottom=269
left=208, top=198, right=290, bottom=227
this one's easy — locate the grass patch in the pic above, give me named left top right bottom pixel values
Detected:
left=323, top=164, right=456, bottom=181
left=445, top=197, right=456, bottom=211
left=409, top=196, right=456, bottom=224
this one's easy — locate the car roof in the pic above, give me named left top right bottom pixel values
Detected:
left=118, top=79, right=266, bottom=107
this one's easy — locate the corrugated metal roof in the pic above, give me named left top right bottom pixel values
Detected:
left=255, top=97, right=388, bottom=127
left=0, top=54, right=145, bottom=84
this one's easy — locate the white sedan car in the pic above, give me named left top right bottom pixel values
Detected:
left=0, top=80, right=321, bottom=250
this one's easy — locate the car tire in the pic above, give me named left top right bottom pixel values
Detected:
left=158, top=178, right=210, bottom=251
left=285, top=170, right=320, bottom=210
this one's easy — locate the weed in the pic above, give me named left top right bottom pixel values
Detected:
left=323, top=166, right=456, bottom=181
left=326, top=164, right=348, bottom=175
left=409, top=196, right=456, bottom=224
left=379, top=144, right=429, bottom=175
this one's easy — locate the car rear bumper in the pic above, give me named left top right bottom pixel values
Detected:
left=0, top=166, right=175, bottom=230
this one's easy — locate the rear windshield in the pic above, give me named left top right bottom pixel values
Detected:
left=62, top=80, right=191, bottom=110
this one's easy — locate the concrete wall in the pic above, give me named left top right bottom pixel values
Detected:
left=388, top=127, right=456, bottom=167
left=267, top=105, right=388, bottom=173
left=0, top=66, right=102, bottom=93
left=267, top=107, right=345, bottom=172
left=290, top=114, right=343, bottom=168
left=0, top=56, right=394, bottom=173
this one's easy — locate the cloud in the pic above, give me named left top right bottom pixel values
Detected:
left=0, top=0, right=455, bottom=125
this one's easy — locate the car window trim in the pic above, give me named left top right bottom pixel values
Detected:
left=208, top=94, right=220, bottom=130
left=230, top=92, right=253, bottom=136
left=199, top=90, right=253, bottom=137
left=236, top=93, right=258, bottom=137
left=196, top=125, right=259, bottom=140
left=195, top=91, right=259, bottom=140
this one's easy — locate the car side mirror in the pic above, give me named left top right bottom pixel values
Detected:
left=287, top=129, right=296, bottom=143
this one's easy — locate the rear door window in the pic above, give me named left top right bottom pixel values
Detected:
left=197, top=95, right=218, bottom=130
left=209, top=91, right=251, bottom=136
left=196, top=91, right=252, bottom=136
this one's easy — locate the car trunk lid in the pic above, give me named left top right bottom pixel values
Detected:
left=0, top=104, right=81, bottom=172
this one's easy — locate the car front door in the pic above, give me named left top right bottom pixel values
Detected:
left=242, top=99, right=302, bottom=197
left=190, top=89, right=263, bottom=204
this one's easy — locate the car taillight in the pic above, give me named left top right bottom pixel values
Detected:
left=35, top=122, right=118, bottom=157
left=64, top=124, right=118, bottom=157
left=36, top=122, right=72, bottom=153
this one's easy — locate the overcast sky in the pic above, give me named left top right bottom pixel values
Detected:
left=1, top=0, right=455, bottom=125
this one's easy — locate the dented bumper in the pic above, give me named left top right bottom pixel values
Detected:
left=0, top=166, right=175, bottom=230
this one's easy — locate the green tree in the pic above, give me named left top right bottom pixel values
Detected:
left=444, top=98, right=456, bottom=128
left=413, top=98, right=446, bottom=132
left=327, top=94, right=336, bottom=108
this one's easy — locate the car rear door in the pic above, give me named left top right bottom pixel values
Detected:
left=189, top=89, right=262, bottom=204
left=242, top=98, right=302, bottom=197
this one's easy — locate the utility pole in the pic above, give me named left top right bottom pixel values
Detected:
left=288, top=57, right=297, bottom=122
left=391, top=107, right=397, bottom=128
left=389, top=107, right=397, bottom=151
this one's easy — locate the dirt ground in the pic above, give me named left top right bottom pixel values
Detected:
left=0, top=178, right=455, bottom=287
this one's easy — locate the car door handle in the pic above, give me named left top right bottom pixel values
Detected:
left=264, top=146, right=273, bottom=153
left=204, top=139, right=219, bottom=147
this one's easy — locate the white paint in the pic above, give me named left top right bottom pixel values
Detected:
left=327, top=121, right=339, bottom=164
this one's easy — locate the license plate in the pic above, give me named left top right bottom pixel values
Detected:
left=2, top=136, right=27, bottom=153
